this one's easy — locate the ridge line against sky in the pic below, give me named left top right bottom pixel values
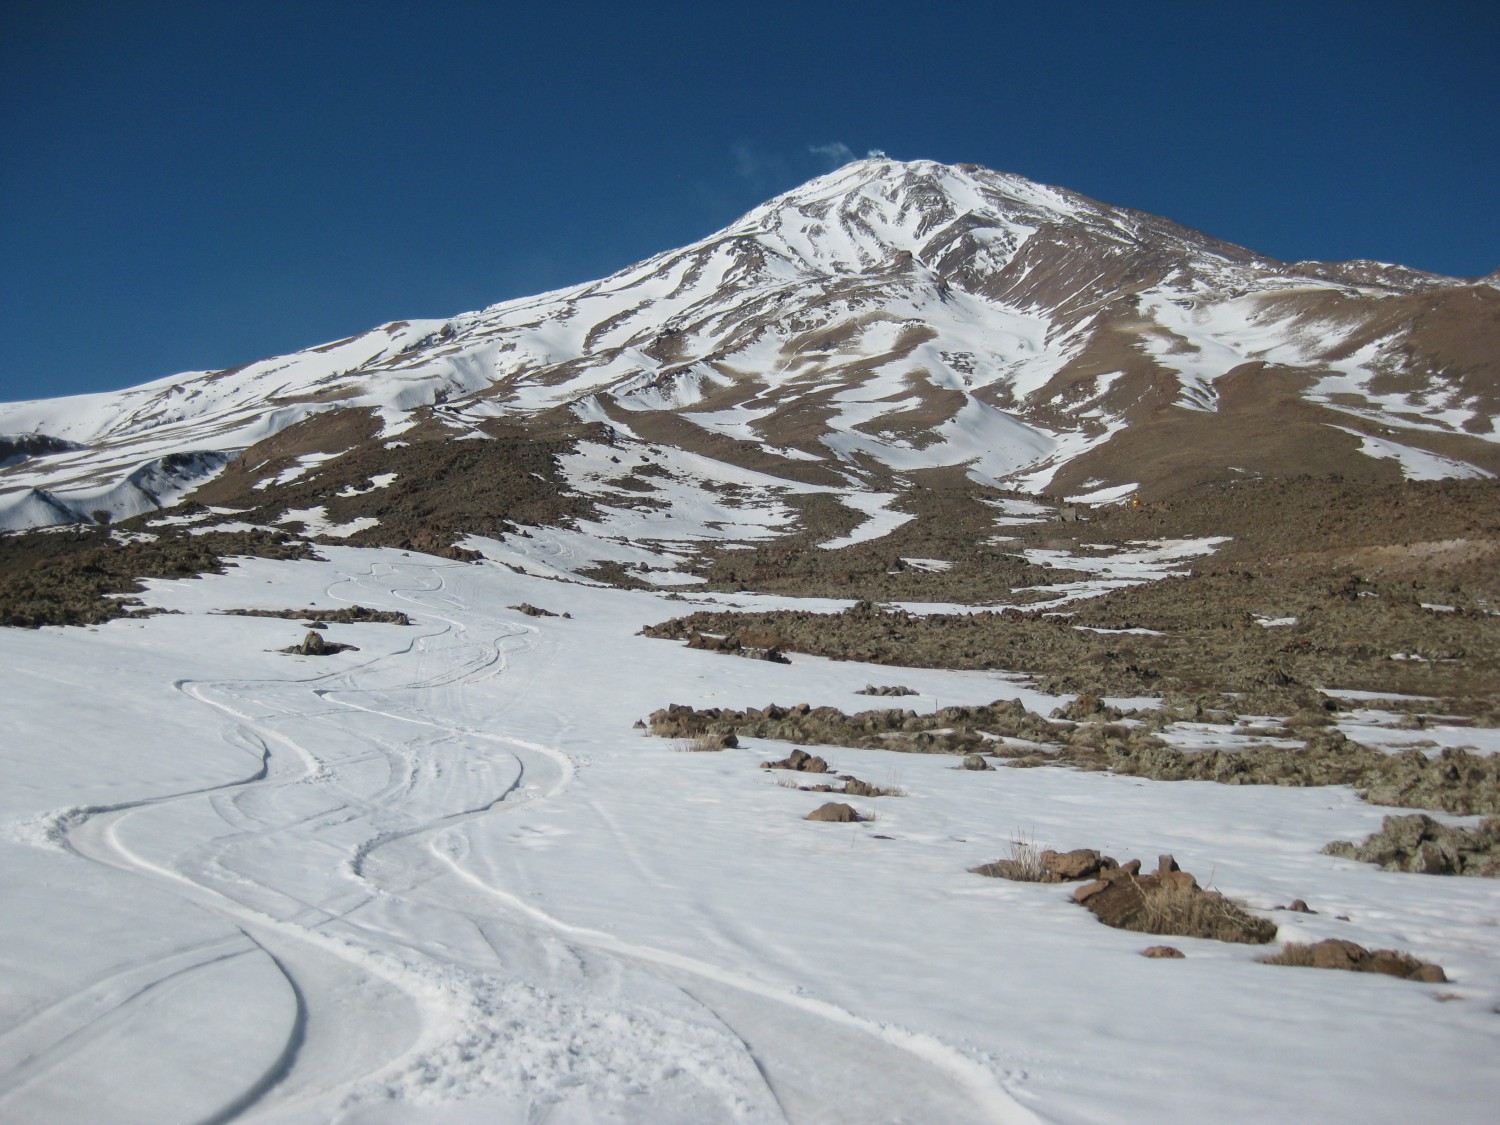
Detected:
left=2, top=0, right=1496, bottom=403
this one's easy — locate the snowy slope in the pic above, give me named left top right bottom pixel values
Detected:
left=2, top=540, right=1497, bottom=1123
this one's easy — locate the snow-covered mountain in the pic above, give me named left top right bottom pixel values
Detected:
left=3, top=158, right=1497, bottom=533
left=7, top=160, right=1500, bottom=1124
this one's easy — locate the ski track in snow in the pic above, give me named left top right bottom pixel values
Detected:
left=1, top=554, right=1036, bottom=1125
left=4, top=542, right=1500, bottom=1123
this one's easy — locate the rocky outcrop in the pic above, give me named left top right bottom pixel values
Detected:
left=971, top=848, right=1117, bottom=884
left=647, top=698, right=1060, bottom=756
left=1072, top=855, right=1278, bottom=944
left=684, top=631, right=789, bottom=664
left=760, top=748, right=829, bottom=773
left=1324, top=813, right=1500, bottom=876
left=1261, top=939, right=1446, bottom=982
left=222, top=605, right=410, bottom=625
left=510, top=603, right=558, bottom=617
left=283, top=629, right=357, bottom=656
left=647, top=695, right=1500, bottom=815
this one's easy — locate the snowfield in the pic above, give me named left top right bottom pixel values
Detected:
left=2, top=541, right=1499, bottom=1124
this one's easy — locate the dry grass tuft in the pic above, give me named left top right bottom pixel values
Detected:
left=678, top=731, right=738, bottom=752
left=1131, top=879, right=1278, bottom=944
left=1006, top=828, right=1048, bottom=881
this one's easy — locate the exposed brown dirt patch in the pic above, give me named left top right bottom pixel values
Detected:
left=0, top=528, right=316, bottom=628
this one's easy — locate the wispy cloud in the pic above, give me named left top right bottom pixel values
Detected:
left=808, top=141, right=857, bottom=169
left=809, top=143, right=888, bottom=170
left=716, top=140, right=891, bottom=217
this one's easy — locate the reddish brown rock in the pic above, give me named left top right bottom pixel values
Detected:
left=1263, top=939, right=1446, bottom=982
left=1072, top=858, right=1276, bottom=944
left=762, top=748, right=830, bottom=773
left=1041, top=848, right=1114, bottom=881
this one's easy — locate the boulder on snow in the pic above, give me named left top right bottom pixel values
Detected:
left=1041, top=848, right=1114, bottom=881
left=1262, top=939, right=1446, bottom=982
left=805, top=802, right=862, bottom=823
left=281, top=629, right=356, bottom=656
left=762, top=748, right=830, bottom=773
left=1073, top=854, right=1277, bottom=944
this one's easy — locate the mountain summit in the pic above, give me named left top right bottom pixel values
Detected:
left=2, top=159, right=1496, bottom=536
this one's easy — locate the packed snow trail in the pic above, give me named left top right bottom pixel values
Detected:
left=2, top=553, right=1036, bottom=1124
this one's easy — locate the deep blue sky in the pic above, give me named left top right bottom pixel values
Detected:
left=2, top=1, right=1496, bottom=403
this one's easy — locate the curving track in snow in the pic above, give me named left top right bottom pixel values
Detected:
left=1, top=553, right=1038, bottom=1124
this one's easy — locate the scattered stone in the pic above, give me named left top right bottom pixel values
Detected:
left=224, top=605, right=410, bottom=626
left=645, top=699, right=1500, bottom=815
left=1261, top=939, right=1446, bottom=982
left=1072, top=854, right=1277, bottom=944
left=971, top=847, right=1118, bottom=884
left=1052, top=695, right=1126, bottom=723
left=761, top=749, right=829, bottom=773
left=647, top=698, right=1060, bottom=758
left=684, top=631, right=790, bottom=663
left=1324, top=813, right=1500, bottom=877
left=298, top=629, right=330, bottom=655
left=1042, top=848, right=1115, bottom=881
left=961, top=754, right=994, bottom=771
left=1142, top=945, right=1185, bottom=959
left=510, top=603, right=558, bottom=617
left=857, top=684, right=918, bottom=696
left=806, top=802, right=862, bottom=823
left=282, top=629, right=356, bottom=656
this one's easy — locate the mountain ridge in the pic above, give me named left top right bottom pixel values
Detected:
left=2, top=158, right=1496, bottom=540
